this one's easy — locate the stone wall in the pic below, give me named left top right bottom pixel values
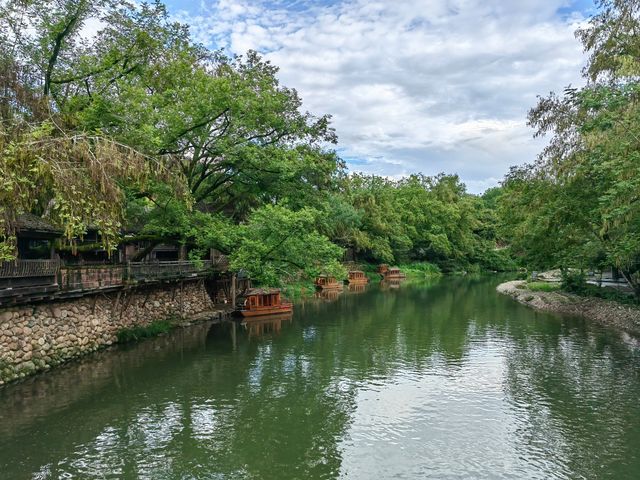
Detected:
left=0, top=279, right=219, bottom=385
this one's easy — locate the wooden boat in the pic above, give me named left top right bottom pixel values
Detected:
left=314, top=275, right=343, bottom=290
left=235, top=288, right=293, bottom=317
left=384, top=267, right=406, bottom=279
left=346, top=270, right=369, bottom=285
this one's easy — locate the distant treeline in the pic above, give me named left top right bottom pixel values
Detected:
left=0, top=0, right=512, bottom=285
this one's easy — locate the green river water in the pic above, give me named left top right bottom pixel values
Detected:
left=1, top=276, right=640, bottom=479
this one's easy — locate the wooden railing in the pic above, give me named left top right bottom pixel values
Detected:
left=0, top=259, right=61, bottom=279
left=0, top=257, right=229, bottom=305
left=126, top=260, right=214, bottom=282
left=60, top=265, right=125, bottom=290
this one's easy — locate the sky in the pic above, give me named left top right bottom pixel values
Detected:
left=164, top=0, right=594, bottom=193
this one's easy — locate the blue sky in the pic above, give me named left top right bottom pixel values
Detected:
left=164, top=0, right=594, bottom=193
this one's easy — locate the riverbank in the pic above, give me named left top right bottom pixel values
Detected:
left=497, top=280, right=640, bottom=337
left=0, top=280, right=230, bottom=385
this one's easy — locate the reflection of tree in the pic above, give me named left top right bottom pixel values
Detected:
left=2, top=276, right=640, bottom=478
left=0, top=276, right=511, bottom=478
left=503, top=321, right=640, bottom=478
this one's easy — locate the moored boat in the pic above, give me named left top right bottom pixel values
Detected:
left=346, top=270, right=369, bottom=285
left=235, top=288, right=293, bottom=317
left=383, top=266, right=406, bottom=279
left=314, top=275, right=343, bottom=290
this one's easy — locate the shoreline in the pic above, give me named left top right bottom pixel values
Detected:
left=497, top=280, right=640, bottom=338
left=0, top=309, right=229, bottom=387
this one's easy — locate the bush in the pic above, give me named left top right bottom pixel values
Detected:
left=400, top=262, right=442, bottom=277
left=560, top=270, right=638, bottom=305
left=561, top=270, right=588, bottom=294
left=117, top=320, right=174, bottom=343
left=282, top=281, right=314, bottom=299
left=476, top=248, right=518, bottom=272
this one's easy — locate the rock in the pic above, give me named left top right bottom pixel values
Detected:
left=0, top=311, right=12, bottom=323
left=21, top=361, right=35, bottom=372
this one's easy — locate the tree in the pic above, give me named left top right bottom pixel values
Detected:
left=228, top=206, right=345, bottom=286
left=499, top=0, right=640, bottom=295
left=0, top=1, right=185, bottom=259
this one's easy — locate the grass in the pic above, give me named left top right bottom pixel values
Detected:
left=398, top=262, right=442, bottom=278
left=360, top=261, right=442, bottom=278
left=116, top=320, right=174, bottom=343
left=526, top=281, right=561, bottom=292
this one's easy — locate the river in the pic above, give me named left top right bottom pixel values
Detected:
left=1, top=276, right=639, bottom=479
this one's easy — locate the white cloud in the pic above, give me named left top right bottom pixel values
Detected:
left=173, top=0, right=589, bottom=193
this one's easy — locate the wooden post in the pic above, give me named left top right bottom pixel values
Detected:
left=231, top=273, right=237, bottom=309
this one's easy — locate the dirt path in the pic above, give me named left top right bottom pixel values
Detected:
left=497, top=280, right=640, bottom=338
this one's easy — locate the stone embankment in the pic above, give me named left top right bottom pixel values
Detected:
left=0, top=279, right=224, bottom=385
left=497, top=280, right=640, bottom=337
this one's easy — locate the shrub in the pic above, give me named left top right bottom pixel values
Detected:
left=561, top=270, right=588, bottom=294
left=400, top=262, right=442, bottom=277
left=560, top=270, right=638, bottom=305
left=476, top=248, right=518, bottom=272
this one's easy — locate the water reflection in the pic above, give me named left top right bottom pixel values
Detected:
left=0, top=276, right=639, bottom=479
left=242, top=314, right=293, bottom=338
left=379, top=278, right=405, bottom=290
left=314, top=289, right=342, bottom=302
left=347, top=283, right=367, bottom=294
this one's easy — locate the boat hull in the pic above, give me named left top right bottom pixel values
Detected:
left=316, top=283, right=344, bottom=290
left=236, top=304, right=293, bottom=317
